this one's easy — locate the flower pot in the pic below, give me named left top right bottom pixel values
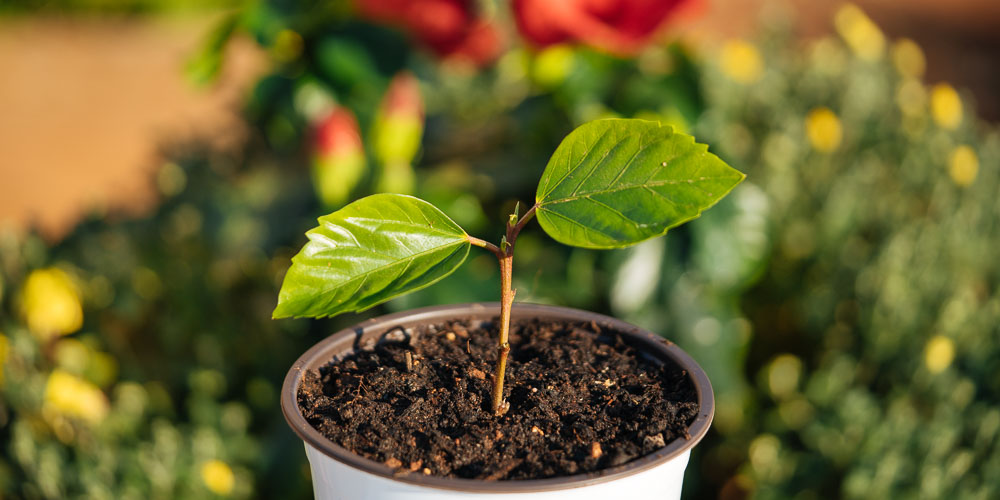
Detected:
left=281, top=302, right=714, bottom=499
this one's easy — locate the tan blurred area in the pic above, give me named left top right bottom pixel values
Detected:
left=0, top=14, right=267, bottom=239
left=0, top=0, right=998, bottom=240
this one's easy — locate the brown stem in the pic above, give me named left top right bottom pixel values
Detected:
left=488, top=203, right=538, bottom=416
left=490, top=252, right=514, bottom=415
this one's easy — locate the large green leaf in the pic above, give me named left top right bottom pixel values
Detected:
left=535, top=119, right=745, bottom=249
left=273, top=194, right=470, bottom=319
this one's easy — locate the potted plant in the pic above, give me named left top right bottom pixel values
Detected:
left=275, top=118, right=744, bottom=499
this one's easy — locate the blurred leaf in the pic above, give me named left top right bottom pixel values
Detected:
left=185, top=12, right=239, bottom=86
left=535, top=119, right=745, bottom=249
left=273, top=194, right=470, bottom=318
left=316, top=37, right=381, bottom=93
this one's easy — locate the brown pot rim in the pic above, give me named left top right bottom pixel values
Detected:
left=281, top=302, right=714, bottom=493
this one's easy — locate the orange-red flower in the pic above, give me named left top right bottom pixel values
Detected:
left=512, top=0, right=693, bottom=55
left=356, top=0, right=501, bottom=66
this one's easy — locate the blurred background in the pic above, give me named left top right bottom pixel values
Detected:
left=1, top=0, right=998, bottom=498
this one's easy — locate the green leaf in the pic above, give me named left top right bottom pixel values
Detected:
left=535, top=119, right=745, bottom=249
left=273, top=194, right=470, bottom=319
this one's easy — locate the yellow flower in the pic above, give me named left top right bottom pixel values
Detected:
left=931, top=83, right=963, bottom=129
left=44, top=370, right=109, bottom=424
left=834, top=4, right=885, bottom=61
left=20, top=268, right=83, bottom=341
left=924, top=335, right=955, bottom=374
left=891, top=38, right=925, bottom=78
left=720, top=39, right=763, bottom=84
left=948, top=145, right=979, bottom=187
left=201, top=459, right=235, bottom=496
left=533, top=44, right=575, bottom=88
left=0, top=333, right=8, bottom=386
left=805, top=107, right=843, bottom=153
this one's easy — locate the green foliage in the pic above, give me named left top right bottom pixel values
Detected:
left=535, top=119, right=744, bottom=249
left=0, top=155, right=318, bottom=499
left=661, top=29, right=1000, bottom=500
left=273, top=194, right=470, bottom=319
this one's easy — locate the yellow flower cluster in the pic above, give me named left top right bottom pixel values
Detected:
left=805, top=107, right=843, bottom=153
left=834, top=4, right=885, bottom=62
left=44, top=370, right=109, bottom=424
left=19, top=268, right=83, bottom=341
left=201, top=459, right=236, bottom=496
left=720, top=39, right=763, bottom=84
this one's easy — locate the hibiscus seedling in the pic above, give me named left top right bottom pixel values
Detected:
left=274, top=118, right=744, bottom=416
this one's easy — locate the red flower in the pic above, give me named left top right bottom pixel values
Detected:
left=512, top=0, right=693, bottom=55
left=356, top=0, right=501, bottom=66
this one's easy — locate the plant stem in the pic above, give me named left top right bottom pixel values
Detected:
left=509, top=205, right=536, bottom=246
left=491, top=251, right=514, bottom=415
left=489, top=203, right=537, bottom=416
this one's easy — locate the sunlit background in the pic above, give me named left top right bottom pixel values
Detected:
left=1, top=0, right=999, bottom=498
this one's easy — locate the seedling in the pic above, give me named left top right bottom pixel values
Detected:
left=274, top=118, right=744, bottom=416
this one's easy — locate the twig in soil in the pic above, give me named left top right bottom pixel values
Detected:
left=484, top=458, right=524, bottom=480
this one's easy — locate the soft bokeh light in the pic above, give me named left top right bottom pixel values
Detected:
left=201, top=459, right=236, bottom=496
left=931, top=83, right=964, bottom=129
left=720, top=39, right=763, bottom=84
left=948, top=145, right=979, bottom=187
left=19, top=268, right=83, bottom=340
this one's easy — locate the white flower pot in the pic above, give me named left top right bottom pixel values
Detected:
left=282, top=303, right=714, bottom=499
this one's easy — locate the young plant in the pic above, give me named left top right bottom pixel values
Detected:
left=274, top=118, right=744, bottom=416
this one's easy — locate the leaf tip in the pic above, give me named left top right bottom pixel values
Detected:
left=271, top=304, right=290, bottom=320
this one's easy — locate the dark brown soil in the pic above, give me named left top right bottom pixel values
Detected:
left=297, top=318, right=698, bottom=480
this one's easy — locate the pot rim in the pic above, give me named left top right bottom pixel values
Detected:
left=281, top=302, right=714, bottom=493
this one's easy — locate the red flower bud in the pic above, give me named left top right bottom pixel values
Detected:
left=513, top=0, right=693, bottom=56
left=315, top=107, right=363, bottom=158
left=373, top=72, right=424, bottom=183
left=313, top=107, right=366, bottom=207
left=380, top=71, right=423, bottom=122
